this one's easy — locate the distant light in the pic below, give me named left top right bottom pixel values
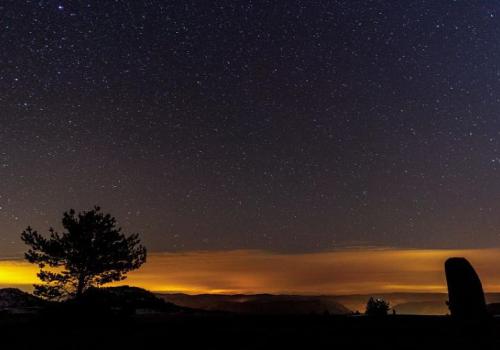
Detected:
left=57, top=5, right=64, bottom=10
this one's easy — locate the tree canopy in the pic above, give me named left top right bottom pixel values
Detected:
left=365, top=297, right=390, bottom=316
left=21, top=206, right=147, bottom=300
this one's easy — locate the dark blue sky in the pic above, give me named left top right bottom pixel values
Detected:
left=2, top=1, right=500, bottom=256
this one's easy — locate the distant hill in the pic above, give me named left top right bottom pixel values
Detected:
left=0, top=288, right=46, bottom=312
left=72, top=286, right=186, bottom=314
left=157, top=293, right=351, bottom=315
left=0, top=287, right=187, bottom=315
left=393, top=301, right=448, bottom=315
left=157, top=292, right=500, bottom=316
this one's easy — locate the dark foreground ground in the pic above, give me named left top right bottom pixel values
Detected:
left=1, top=313, right=500, bottom=350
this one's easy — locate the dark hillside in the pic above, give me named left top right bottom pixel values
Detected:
left=158, top=293, right=350, bottom=314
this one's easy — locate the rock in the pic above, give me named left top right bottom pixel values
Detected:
left=445, top=257, right=487, bottom=319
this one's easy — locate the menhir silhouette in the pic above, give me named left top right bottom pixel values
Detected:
left=445, top=257, right=487, bottom=319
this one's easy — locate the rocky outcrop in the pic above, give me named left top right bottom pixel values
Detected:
left=445, top=257, right=487, bottom=319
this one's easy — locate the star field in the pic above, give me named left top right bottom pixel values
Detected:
left=2, top=1, right=500, bottom=256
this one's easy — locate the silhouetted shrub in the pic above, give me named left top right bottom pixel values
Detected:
left=365, top=297, right=390, bottom=316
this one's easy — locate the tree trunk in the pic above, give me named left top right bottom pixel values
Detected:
left=76, top=273, right=86, bottom=298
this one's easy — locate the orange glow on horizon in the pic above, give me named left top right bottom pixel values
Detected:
left=0, top=260, right=39, bottom=287
left=3, top=248, right=500, bottom=295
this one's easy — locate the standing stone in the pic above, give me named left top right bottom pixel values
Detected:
left=445, top=257, right=487, bottom=318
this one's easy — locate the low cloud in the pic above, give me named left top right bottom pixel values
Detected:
left=3, top=248, right=500, bottom=295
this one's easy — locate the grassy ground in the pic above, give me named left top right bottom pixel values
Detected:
left=1, top=313, right=499, bottom=349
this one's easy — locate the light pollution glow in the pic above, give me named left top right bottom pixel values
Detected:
left=3, top=248, right=500, bottom=295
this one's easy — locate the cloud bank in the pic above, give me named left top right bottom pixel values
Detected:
left=4, top=248, right=500, bottom=295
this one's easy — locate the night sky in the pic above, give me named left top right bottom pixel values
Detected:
left=2, top=1, right=500, bottom=257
